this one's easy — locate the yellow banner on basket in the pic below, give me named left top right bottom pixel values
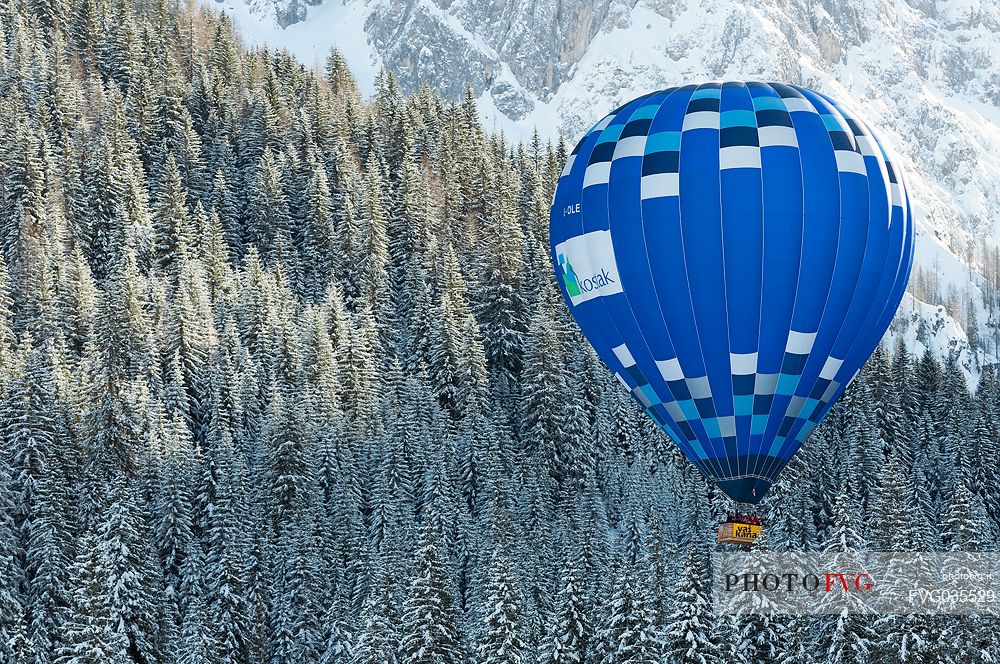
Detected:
left=718, top=522, right=763, bottom=544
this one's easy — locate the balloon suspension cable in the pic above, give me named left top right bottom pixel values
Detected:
left=726, top=502, right=764, bottom=527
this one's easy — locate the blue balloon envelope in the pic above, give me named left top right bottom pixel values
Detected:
left=550, top=82, right=913, bottom=504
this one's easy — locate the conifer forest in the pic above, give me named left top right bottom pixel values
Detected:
left=0, top=1, right=998, bottom=662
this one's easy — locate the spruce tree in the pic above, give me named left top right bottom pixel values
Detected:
left=942, top=476, right=992, bottom=552
left=201, top=426, right=254, bottom=663
left=399, top=521, right=464, bottom=664
left=177, top=543, right=215, bottom=664
left=817, top=609, right=876, bottom=664
left=540, top=546, right=589, bottom=664
left=96, top=475, right=160, bottom=664
left=8, top=344, right=72, bottom=661
left=353, top=571, right=400, bottom=664
left=0, top=422, right=26, bottom=661
left=475, top=534, right=529, bottom=664
left=822, top=484, right=868, bottom=553
left=153, top=155, right=194, bottom=274
left=521, top=298, right=587, bottom=497
left=474, top=160, right=528, bottom=392
left=663, top=547, right=719, bottom=664
left=56, top=531, right=130, bottom=664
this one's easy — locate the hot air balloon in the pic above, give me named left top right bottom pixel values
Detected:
left=549, top=82, right=913, bottom=522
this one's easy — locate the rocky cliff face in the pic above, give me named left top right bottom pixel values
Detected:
left=215, top=0, right=1000, bottom=378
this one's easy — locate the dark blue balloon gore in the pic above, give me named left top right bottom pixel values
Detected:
left=549, top=82, right=914, bottom=504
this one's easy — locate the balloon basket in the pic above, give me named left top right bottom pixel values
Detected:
left=718, top=511, right=764, bottom=546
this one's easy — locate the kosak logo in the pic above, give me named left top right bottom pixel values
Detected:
left=554, top=230, right=623, bottom=305
left=558, top=253, right=581, bottom=297
left=558, top=255, right=615, bottom=298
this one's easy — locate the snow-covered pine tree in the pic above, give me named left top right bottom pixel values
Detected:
left=297, top=156, right=336, bottom=302
left=521, top=293, right=591, bottom=499
left=474, top=157, right=528, bottom=396
left=151, top=409, right=196, bottom=614
left=399, top=520, right=465, bottom=664
left=353, top=567, right=401, bottom=664
left=869, top=444, right=927, bottom=551
left=0, top=422, right=26, bottom=661
left=540, top=544, right=589, bottom=664
left=817, top=608, right=877, bottom=664
left=7, top=343, right=73, bottom=660
left=822, top=481, right=868, bottom=554
left=201, top=423, right=255, bottom=663
left=246, top=147, right=294, bottom=270
left=475, top=528, right=530, bottom=664
left=663, top=546, right=720, bottom=664
left=96, top=474, right=161, bottom=663
left=153, top=155, right=194, bottom=275
left=942, top=473, right=992, bottom=552
left=357, top=153, right=395, bottom=348
left=177, top=541, right=215, bottom=664
left=56, top=530, right=130, bottom=664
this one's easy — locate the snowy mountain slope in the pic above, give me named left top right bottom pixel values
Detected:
left=208, top=0, right=1000, bottom=380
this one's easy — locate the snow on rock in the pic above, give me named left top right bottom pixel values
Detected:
left=886, top=293, right=993, bottom=389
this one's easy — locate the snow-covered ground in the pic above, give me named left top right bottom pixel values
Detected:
left=209, top=0, right=382, bottom=92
